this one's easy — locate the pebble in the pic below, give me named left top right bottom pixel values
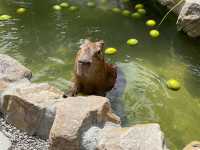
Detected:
left=0, top=114, right=49, bottom=150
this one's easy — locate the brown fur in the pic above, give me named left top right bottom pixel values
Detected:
left=63, top=39, right=117, bottom=97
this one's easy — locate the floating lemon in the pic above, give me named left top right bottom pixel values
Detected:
left=53, top=5, right=62, bottom=10
left=146, top=20, right=156, bottom=27
left=137, top=8, right=146, bottom=15
left=87, top=2, right=96, bottom=7
left=166, top=79, right=181, bottom=91
left=131, top=12, right=141, bottom=19
left=122, top=10, right=131, bottom=16
left=112, top=7, right=121, bottom=13
left=122, top=0, right=129, bottom=3
left=127, top=39, right=138, bottom=46
left=16, top=8, right=27, bottom=14
left=101, top=0, right=107, bottom=3
left=60, top=2, right=69, bottom=8
left=69, top=6, right=78, bottom=11
left=149, top=30, right=160, bottom=38
left=105, top=48, right=117, bottom=55
left=0, top=15, right=12, bottom=21
left=135, top=4, right=144, bottom=10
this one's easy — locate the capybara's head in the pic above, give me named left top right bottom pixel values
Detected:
left=76, top=39, right=105, bottom=77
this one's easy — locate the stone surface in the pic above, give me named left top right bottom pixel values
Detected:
left=183, top=141, right=200, bottom=150
left=177, top=0, right=200, bottom=38
left=157, top=0, right=184, bottom=14
left=49, top=96, right=121, bottom=150
left=82, top=122, right=121, bottom=150
left=96, top=123, right=168, bottom=150
left=0, top=81, right=63, bottom=139
left=0, top=54, right=32, bottom=93
left=0, top=131, right=11, bottom=150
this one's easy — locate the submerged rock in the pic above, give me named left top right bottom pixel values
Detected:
left=177, top=0, right=200, bottom=38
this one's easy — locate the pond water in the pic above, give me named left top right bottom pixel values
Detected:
left=1, top=0, right=200, bottom=149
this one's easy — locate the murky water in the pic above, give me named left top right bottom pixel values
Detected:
left=0, top=0, right=200, bottom=149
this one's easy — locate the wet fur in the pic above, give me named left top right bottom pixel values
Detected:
left=64, top=40, right=117, bottom=97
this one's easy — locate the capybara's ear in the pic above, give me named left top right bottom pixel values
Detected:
left=84, top=39, right=91, bottom=44
left=80, top=39, right=91, bottom=49
left=96, top=40, right=104, bottom=51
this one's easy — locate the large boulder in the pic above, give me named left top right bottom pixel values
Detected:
left=49, top=96, right=121, bottom=150
left=183, top=141, right=200, bottom=150
left=0, top=54, right=32, bottom=93
left=156, top=0, right=184, bottom=14
left=177, top=0, right=200, bottom=38
left=96, top=123, right=168, bottom=150
left=0, top=81, right=63, bottom=139
left=0, top=131, right=11, bottom=150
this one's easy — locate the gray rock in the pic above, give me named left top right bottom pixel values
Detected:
left=81, top=126, right=101, bottom=150
left=156, top=0, right=184, bottom=14
left=0, top=81, right=63, bottom=139
left=0, top=54, right=32, bottom=82
left=0, top=131, right=11, bottom=150
left=96, top=123, right=168, bottom=150
left=49, top=96, right=121, bottom=150
left=0, top=54, right=32, bottom=95
left=177, top=0, right=200, bottom=38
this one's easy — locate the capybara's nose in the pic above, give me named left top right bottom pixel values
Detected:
left=78, top=60, right=91, bottom=65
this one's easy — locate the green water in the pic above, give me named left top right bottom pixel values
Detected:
left=1, top=0, right=200, bottom=149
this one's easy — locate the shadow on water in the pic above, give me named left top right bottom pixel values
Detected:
left=172, top=33, right=200, bottom=99
left=106, top=67, right=127, bottom=124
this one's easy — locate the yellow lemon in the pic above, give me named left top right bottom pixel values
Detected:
left=127, top=39, right=138, bottom=46
left=105, top=48, right=117, bottom=55
left=166, top=79, right=181, bottom=90
left=0, top=15, right=12, bottom=21
left=16, top=8, right=27, bottom=14
left=149, top=30, right=160, bottom=38
left=146, top=20, right=157, bottom=27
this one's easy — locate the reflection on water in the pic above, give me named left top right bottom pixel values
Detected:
left=0, top=0, right=200, bottom=149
